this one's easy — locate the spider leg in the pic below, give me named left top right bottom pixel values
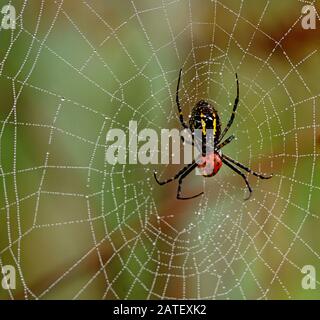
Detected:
left=223, top=154, right=273, bottom=179
left=177, top=162, right=204, bottom=200
left=180, top=133, right=194, bottom=147
left=176, top=68, right=189, bottom=129
left=222, top=158, right=252, bottom=200
left=216, top=135, right=235, bottom=150
left=154, top=161, right=195, bottom=186
left=218, top=73, right=239, bottom=143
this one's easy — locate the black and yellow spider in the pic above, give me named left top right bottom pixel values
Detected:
left=154, top=69, right=273, bottom=200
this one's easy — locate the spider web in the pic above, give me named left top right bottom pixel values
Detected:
left=0, top=0, right=320, bottom=300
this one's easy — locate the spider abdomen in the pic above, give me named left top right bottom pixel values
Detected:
left=197, top=152, right=223, bottom=177
left=189, top=100, right=221, bottom=144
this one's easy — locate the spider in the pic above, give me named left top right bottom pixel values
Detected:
left=154, top=69, right=273, bottom=200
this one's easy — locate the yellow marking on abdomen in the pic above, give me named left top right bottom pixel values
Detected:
left=200, top=113, right=206, bottom=135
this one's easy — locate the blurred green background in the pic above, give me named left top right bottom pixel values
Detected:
left=0, top=0, right=319, bottom=299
